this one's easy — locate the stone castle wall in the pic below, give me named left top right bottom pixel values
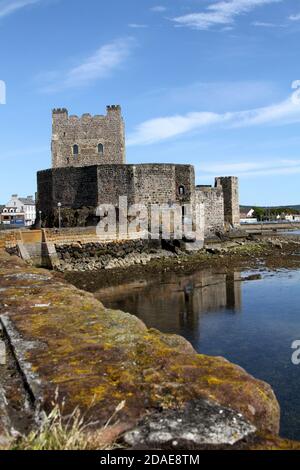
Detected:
left=215, top=177, right=240, bottom=227
left=51, top=106, right=125, bottom=168
left=131, top=164, right=194, bottom=205
left=97, top=165, right=136, bottom=206
left=195, top=185, right=225, bottom=236
left=37, top=166, right=240, bottom=234
left=37, top=164, right=195, bottom=228
left=37, top=166, right=99, bottom=210
left=37, top=167, right=99, bottom=227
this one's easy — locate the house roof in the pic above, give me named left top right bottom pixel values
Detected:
left=19, top=197, right=35, bottom=205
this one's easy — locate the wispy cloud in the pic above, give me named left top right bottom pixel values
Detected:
left=172, top=0, right=282, bottom=30
left=151, top=6, right=167, bottom=13
left=289, top=13, right=300, bottom=21
left=128, top=112, right=224, bottom=146
left=128, top=23, right=148, bottom=29
left=0, top=0, right=41, bottom=18
left=199, top=159, right=300, bottom=178
left=39, top=37, right=135, bottom=93
left=128, top=83, right=300, bottom=146
left=252, top=21, right=282, bottom=27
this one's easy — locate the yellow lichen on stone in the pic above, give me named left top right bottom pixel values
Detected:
left=0, top=249, right=280, bottom=436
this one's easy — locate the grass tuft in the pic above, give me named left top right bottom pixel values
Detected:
left=2, top=398, right=126, bottom=451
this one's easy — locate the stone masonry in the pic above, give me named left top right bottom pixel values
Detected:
left=52, top=105, right=125, bottom=168
left=215, top=177, right=240, bottom=227
left=37, top=105, right=240, bottom=235
left=195, top=183, right=225, bottom=235
left=37, top=164, right=195, bottom=227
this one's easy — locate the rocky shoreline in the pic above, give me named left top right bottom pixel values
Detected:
left=56, top=241, right=176, bottom=272
left=64, top=235, right=300, bottom=291
left=53, top=234, right=300, bottom=275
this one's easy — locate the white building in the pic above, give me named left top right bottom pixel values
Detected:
left=0, top=194, right=36, bottom=227
left=284, top=214, right=300, bottom=222
left=240, top=208, right=257, bottom=224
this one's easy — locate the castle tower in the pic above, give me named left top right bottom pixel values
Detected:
left=215, top=176, right=240, bottom=227
left=51, top=105, right=125, bottom=168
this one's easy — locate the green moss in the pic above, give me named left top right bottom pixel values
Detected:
left=0, top=248, right=281, bottom=437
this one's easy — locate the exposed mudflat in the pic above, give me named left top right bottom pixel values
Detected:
left=64, top=236, right=300, bottom=292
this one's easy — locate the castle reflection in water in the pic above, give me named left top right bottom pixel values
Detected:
left=95, top=270, right=242, bottom=338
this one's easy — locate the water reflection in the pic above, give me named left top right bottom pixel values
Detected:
left=95, top=270, right=242, bottom=338
left=93, top=269, right=300, bottom=440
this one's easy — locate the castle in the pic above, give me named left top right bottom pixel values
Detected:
left=37, top=105, right=240, bottom=236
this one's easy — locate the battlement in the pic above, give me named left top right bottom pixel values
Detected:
left=52, top=106, right=122, bottom=126
left=107, top=104, right=121, bottom=112
left=53, top=108, right=68, bottom=115
left=51, top=105, right=125, bottom=168
left=196, top=184, right=223, bottom=195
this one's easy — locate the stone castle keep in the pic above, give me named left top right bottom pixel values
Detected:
left=51, top=105, right=125, bottom=168
left=37, top=105, right=240, bottom=236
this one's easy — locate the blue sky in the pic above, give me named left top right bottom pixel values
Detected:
left=1, top=0, right=300, bottom=205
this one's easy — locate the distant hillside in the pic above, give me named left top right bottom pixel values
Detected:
left=241, top=205, right=300, bottom=212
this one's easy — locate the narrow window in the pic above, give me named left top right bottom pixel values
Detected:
left=178, top=185, right=185, bottom=196
left=98, top=143, right=104, bottom=155
left=73, top=144, right=79, bottom=156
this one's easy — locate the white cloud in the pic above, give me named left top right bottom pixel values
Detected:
left=172, top=0, right=282, bottom=30
left=252, top=21, right=280, bottom=27
left=289, top=13, right=300, bottom=21
left=0, top=0, right=41, bottom=18
left=128, top=83, right=300, bottom=146
left=199, top=159, right=300, bottom=178
left=128, top=23, right=148, bottom=28
left=40, top=37, right=135, bottom=92
left=128, top=112, right=225, bottom=146
left=151, top=6, right=167, bottom=13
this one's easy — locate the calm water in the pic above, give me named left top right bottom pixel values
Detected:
left=281, top=230, right=300, bottom=235
left=93, top=268, right=300, bottom=440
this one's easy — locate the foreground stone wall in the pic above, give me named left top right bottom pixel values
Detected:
left=0, top=249, right=282, bottom=446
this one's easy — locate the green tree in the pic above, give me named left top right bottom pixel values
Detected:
left=253, top=207, right=265, bottom=221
